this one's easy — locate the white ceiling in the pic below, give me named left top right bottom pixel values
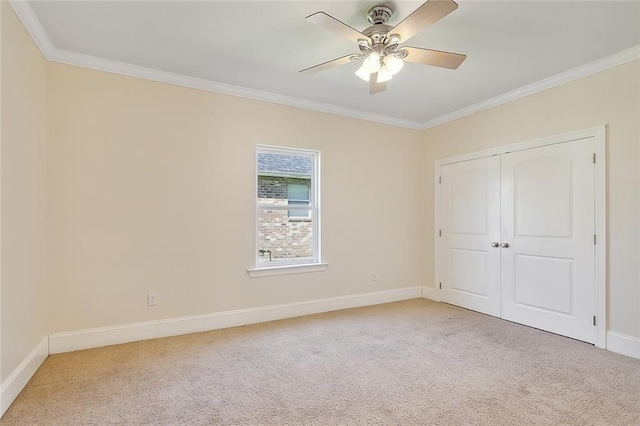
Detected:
left=20, top=1, right=640, bottom=128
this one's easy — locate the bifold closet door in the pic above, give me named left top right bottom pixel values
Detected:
left=500, top=140, right=597, bottom=344
left=440, top=156, right=501, bottom=317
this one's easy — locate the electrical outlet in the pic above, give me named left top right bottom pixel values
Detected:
left=147, top=293, right=157, bottom=306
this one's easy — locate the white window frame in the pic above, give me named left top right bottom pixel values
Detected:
left=248, top=145, right=326, bottom=277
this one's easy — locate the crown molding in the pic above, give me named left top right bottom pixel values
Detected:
left=47, top=49, right=424, bottom=130
left=9, top=1, right=640, bottom=132
left=419, top=44, right=640, bottom=130
left=8, top=0, right=55, bottom=55
left=8, top=0, right=423, bottom=130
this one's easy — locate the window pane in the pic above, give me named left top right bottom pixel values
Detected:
left=258, top=209, right=314, bottom=265
left=288, top=183, right=310, bottom=218
left=257, top=176, right=311, bottom=207
left=257, top=152, right=312, bottom=207
left=288, top=183, right=309, bottom=201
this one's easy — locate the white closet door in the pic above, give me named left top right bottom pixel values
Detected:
left=440, top=156, right=501, bottom=317
left=500, top=140, right=596, bottom=343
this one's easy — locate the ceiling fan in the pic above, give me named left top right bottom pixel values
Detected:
left=300, top=0, right=466, bottom=95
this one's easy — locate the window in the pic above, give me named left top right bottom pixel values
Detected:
left=254, top=146, right=321, bottom=270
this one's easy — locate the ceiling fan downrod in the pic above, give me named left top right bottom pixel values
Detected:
left=367, top=6, right=392, bottom=25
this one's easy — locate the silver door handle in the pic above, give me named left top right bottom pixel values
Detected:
left=501, top=242, right=510, bottom=248
left=491, top=242, right=499, bottom=247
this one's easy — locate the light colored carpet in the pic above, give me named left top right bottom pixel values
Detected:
left=2, top=299, right=639, bottom=425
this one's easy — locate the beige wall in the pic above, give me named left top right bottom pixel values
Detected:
left=3, top=0, right=639, bottom=362
left=47, top=62, right=423, bottom=333
left=1, top=3, right=49, bottom=382
left=421, top=60, right=640, bottom=338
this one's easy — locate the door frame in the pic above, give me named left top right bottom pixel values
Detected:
left=434, top=125, right=606, bottom=349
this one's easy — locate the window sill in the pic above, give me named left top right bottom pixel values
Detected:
left=247, top=263, right=328, bottom=278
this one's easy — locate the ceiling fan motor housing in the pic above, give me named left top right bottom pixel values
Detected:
left=363, top=24, right=393, bottom=45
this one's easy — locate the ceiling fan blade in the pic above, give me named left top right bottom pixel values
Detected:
left=403, top=46, right=466, bottom=69
left=389, top=0, right=458, bottom=44
left=306, top=12, right=367, bottom=44
left=299, top=54, right=355, bottom=74
left=369, top=72, right=387, bottom=95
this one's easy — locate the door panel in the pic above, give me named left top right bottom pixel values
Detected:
left=450, top=249, right=488, bottom=296
left=515, top=158, right=573, bottom=238
left=513, top=254, right=573, bottom=314
left=440, top=156, right=501, bottom=316
left=501, top=140, right=596, bottom=343
left=450, top=168, right=489, bottom=235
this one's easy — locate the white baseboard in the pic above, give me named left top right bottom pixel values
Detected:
left=1, top=336, right=49, bottom=417
left=606, top=331, right=640, bottom=359
left=49, top=286, right=422, bottom=354
left=421, top=286, right=441, bottom=302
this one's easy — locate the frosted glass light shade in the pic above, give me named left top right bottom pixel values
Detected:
left=355, top=52, right=395, bottom=83
left=355, top=64, right=393, bottom=83
left=376, top=65, right=393, bottom=83
left=384, top=55, right=404, bottom=75
left=355, top=63, right=371, bottom=81
left=363, top=51, right=381, bottom=73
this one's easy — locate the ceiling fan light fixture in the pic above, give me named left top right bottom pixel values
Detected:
left=356, top=53, right=395, bottom=83
left=384, top=54, right=404, bottom=76
left=363, top=51, right=381, bottom=73
left=377, top=65, right=393, bottom=83
left=355, top=63, right=393, bottom=83
left=355, top=63, right=371, bottom=81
